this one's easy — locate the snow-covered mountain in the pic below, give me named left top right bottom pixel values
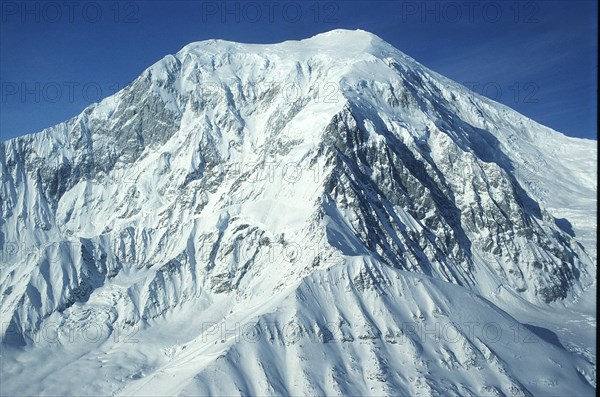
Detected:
left=0, top=29, right=596, bottom=396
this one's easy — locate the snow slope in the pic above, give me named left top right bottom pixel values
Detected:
left=0, top=29, right=596, bottom=396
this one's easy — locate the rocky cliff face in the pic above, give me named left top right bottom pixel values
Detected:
left=0, top=30, right=596, bottom=396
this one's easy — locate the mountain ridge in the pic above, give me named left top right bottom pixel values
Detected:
left=0, top=29, right=596, bottom=396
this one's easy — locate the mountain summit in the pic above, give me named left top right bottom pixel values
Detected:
left=1, top=29, right=596, bottom=396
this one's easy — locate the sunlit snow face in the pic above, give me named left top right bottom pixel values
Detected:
left=0, top=30, right=596, bottom=397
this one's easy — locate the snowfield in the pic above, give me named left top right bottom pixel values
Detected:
left=0, top=29, right=596, bottom=396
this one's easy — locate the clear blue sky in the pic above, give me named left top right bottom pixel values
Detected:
left=0, top=0, right=597, bottom=141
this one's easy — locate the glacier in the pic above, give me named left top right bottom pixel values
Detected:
left=0, top=29, right=596, bottom=396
